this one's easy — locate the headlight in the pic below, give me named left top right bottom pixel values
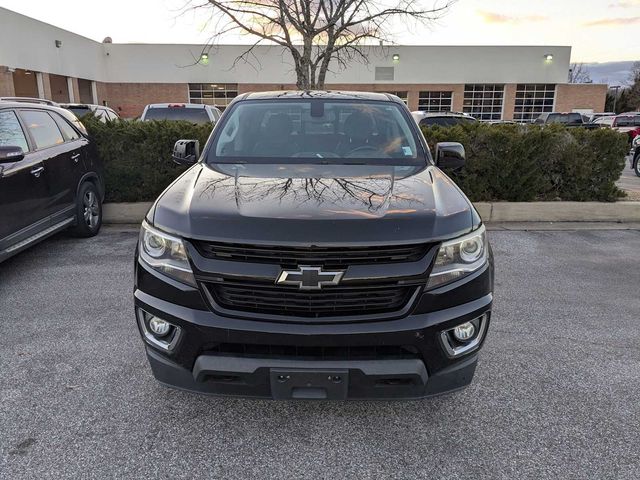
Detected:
left=427, top=225, right=487, bottom=288
left=139, top=220, right=197, bottom=287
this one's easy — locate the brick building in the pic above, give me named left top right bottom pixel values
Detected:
left=0, top=7, right=607, bottom=120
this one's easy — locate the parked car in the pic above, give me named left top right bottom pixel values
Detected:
left=483, top=120, right=517, bottom=125
left=591, top=115, right=616, bottom=127
left=591, top=113, right=640, bottom=141
left=140, top=103, right=221, bottom=124
left=611, top=113, right=640, bottom=137
left=0, top=96, right=57, bottom=106
left=134, top=91, right=494, bottom=400
left=0, top=99, right=104, bottom=263
left=534, top=112, right=599, bottom=128
left=60, top=103, right=120, bottom=122
left=411, top=111, right=477, bottom=127
left=588, top=112, right=615, bottom=123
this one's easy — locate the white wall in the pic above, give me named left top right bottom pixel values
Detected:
left=0, top=8, right=106, bottom=80
left=0, top=7, right=572, bottom=85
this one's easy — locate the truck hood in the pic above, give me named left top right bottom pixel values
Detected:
left=151, top=163, right=477, bottom=245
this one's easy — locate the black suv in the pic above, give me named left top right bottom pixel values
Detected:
left=134, top=91, right=494, bottom=400
left=0, top=100, right=104, bottom=263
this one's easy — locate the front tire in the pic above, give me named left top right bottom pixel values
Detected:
left=71, top=182, right=102, bottom=237
left=634, top=154, right=640, bottom=177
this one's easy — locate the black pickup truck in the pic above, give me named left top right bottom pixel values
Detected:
left=534, top=112, right=600, bottom=128
left=133, top=91, right=494, bottom=400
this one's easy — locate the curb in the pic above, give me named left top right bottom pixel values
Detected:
left=103, top=201, right=640, bottom=224
left=103, top=202, right=153, bottom=224
left=475, top=202, right=640, bottom=223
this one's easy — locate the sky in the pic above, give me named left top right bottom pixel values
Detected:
left=1, top=0, right=639, bottom=80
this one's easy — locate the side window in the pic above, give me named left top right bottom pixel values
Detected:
left=0, top=110, right=29, bottom=152
left=106, top=110, right=118, bottom=121
left=51, top=112, right=80, bottom=141
left=20, top=110, right=64, bottom=150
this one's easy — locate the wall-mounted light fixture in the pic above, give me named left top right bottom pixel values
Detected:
left=392, top=53, right=400, bottom=63
left=55, top=40, right=63, bottom=48
left=200, top=53, right=209, bottom=65
left=544, top=54, right=553, bottom=62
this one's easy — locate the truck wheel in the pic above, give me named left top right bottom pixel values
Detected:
left=71, top=182, right=102, bottom=237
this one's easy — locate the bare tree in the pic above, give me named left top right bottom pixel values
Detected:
left=568, top=63, right=592, bottom=84
left=626, top=61, right=640, bottom=111
left=184, top=0, right=454, bottom=89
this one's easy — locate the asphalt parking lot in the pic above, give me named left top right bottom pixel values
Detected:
left=1, top=226, right=639, bottom=479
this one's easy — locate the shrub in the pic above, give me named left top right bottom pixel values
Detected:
left=84, top=118, right=628, bottom=203
left=84, top=117, right=213, bottom=202
left=421, top=123, right=628, bottom=202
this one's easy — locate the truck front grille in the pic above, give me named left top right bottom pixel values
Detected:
left=205, top=281, right=418, bottom=318
left=193, top=241, right=429, bottom=266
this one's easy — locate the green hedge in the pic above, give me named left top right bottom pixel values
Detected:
left=84, top=118, right=628, bottom=203
left=421, top=123, right=628, bottom=202
left=84, top=118, right=212, bottom=202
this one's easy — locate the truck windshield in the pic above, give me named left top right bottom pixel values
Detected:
left=208, top=100, right=423, bottom=165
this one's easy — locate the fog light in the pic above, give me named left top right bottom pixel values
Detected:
left=137, top=309, right=182, bottom=351
left=148, top=316, right=171, bottom=337
left=440, top=314, right=489, bottom=358
left=453, top=322, right=475, bottom=342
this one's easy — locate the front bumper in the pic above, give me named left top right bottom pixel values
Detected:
left=145, top=344, right=480, bottom=400
left=134, top=258, right=493, bottom=399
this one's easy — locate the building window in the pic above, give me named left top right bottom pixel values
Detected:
left=514, top=84, right=556, bottom=123
left=463, top=84, right=504, bottom=120
left=375, top=67, right=394, bottom=81
left=418, top=91, right=453, bottom=112
left=189, top=83, right=238, bottom=110
left=381, top=91, right=408, bottom=105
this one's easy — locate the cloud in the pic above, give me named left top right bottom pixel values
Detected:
left=478, top=11, right=548, bottom=24
left=585, top=16, right=640, bottom=26
left=608, top=0, right=640, bottom=7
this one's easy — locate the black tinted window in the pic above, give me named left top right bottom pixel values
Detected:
left=20, top=110, right=64, bottom=149
left=419, top=116, right=476, bottom=127
left=547, top=113, right=582, bottom=124
left=0, top=110, right=29, bottom=152
left=66, top=107, right=92, bottom=118
left=615, top=115, right=640, bottom=127
left=143, top=107, right=210, bottom=124
left=52, top=113, right=80, bottom=141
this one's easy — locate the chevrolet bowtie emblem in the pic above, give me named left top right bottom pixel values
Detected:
left=276, top=266, right=344, bottom=290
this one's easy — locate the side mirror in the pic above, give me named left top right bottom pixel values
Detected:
left=435, top=142, right=465, bottom=170
left=0, top=145, right=25, bottom=163
left=172, top=139, right=200, bottom=165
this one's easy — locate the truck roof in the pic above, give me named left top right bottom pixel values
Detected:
left=239, top=90, right=403, bottom=103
